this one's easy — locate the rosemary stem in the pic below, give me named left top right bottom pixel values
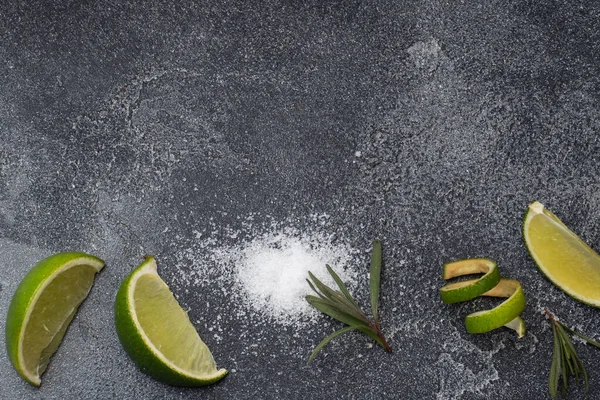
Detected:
left=368, top=320, right=392, bottom=353
left=378, top=332, right=393, bottom=353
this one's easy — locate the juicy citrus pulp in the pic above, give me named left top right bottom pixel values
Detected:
left=523, top=201, right=600, bottom=308
left=4, top=252, right=105, bottom=386
left=440, top=258, right=500, bottom=304
left=114, top=256, right=227, bottom=386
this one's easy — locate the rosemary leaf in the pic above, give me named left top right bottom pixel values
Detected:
left=546, top=309, right=600, bottom=398
left=562, top=324, right=600, bottom=349
left=550, top=323, right=561, bottom=399
left=305, top=296, right=370, bottom=327
left=306, top=279, right=328, bottom=301
left=326, top=264, right=358, bottom=308
left=305, top=283, right=366, bottom=322
left=355, top=326, right=386, bottom=348
left=308, top=293, right=384, bottom=349
left=557, top=325, right=578, bottom=376
left=558, top=322, right=588, bottom=391
left=559, top=333, right=568, bottom=396
left=309, top=326, right=357, bottom=361
left=549, top=330, right=559, bottom=399
left=308, top=271, right=359, bottom=311
left=306, top=244, right=392, bottom=360
left=370, top=240, right=382, bottom=324
left=307, top=271, right=339, bottom=302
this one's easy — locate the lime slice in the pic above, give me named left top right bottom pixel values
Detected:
left=465, top=278, right=526, bottom=334
left=523, top=201, right=600, bottom=308
left=114, top=256, right=228, bottom=386
left=440, top=258, right=500, bottom=304
left=5, top=252, right=105, bottom=386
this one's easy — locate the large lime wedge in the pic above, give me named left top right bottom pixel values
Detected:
left=5, top=252, right=105, bottom=386
left=523, top=201, right=600, bottom=308
left=114, top=256, right=227, bottom=386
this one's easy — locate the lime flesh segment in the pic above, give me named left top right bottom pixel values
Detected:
left=22, top=266, right=96, bottom=376
left=5, top=252, right=105, bottom=386
left=440, top=258, right=500, bottom=304
left=114, top=257, right=227, bottom=386
left=523, top=201, right=600, bottom=308
left=135, top=275, right=218, bottom=373
left=465, top=278, right=526, bottom=334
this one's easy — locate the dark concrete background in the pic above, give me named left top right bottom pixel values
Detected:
left=1, top=1, right=600, bottom=399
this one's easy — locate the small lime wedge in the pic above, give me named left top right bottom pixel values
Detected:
left=114, top=256, right=227, bottom=387
left=503, top=316, right=526, bottom=338
left=523, top=201, right=600, bottom=308
left=440, top=258, right=501, bottom=304
left=465, top=278, right=526, bottom=334
left=5, top=252, right=105, bottom=386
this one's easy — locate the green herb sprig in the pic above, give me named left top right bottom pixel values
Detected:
left=305, top=239, right=392, bottom=361
left=545, top=309, right=600, bottom=398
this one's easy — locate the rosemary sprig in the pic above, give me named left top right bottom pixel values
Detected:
left=306, top=239, right=392, bottom=361
left=545, top=309, right=600, bottom=398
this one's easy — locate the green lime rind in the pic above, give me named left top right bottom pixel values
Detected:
left=440, top=258, right=500, bottom=304
left=504, top=316, right=526, bottom=338
left=114, top=257, right=228, bottom=387
left=465, top=278, right=526, bottom=334
left=5, top=252, right=105, bottom=386
left=523, top=200, right=600, bottom=308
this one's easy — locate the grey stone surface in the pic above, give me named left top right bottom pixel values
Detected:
left=1, top=1, right=600, bottom=399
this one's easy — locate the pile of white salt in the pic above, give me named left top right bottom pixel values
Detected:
left=179, top=226, right=361, bottom=326
left=233, top=232, right=359, bottom=325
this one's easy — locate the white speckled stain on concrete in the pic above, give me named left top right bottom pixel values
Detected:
left=2, top=1, right=600, bottom=399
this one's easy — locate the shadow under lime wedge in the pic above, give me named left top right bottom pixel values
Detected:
left=114, top=256, right=228, bottom=387
left=5, top=252, right=105, bottom=386
left=523, top=201, right=600, bottom=308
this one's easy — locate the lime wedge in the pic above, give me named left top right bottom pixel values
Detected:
left=440, top=258, right=500, bottom=304
left=5, top=252, right=105, bottom=386
left=114, top=256, right=227, bottom=386
left=465, top=278, right=526, bottom=334
left=523, top=201, right=600, bottom=308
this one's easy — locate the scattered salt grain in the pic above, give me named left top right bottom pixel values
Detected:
left=176, top=221, right=361, bottom=327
